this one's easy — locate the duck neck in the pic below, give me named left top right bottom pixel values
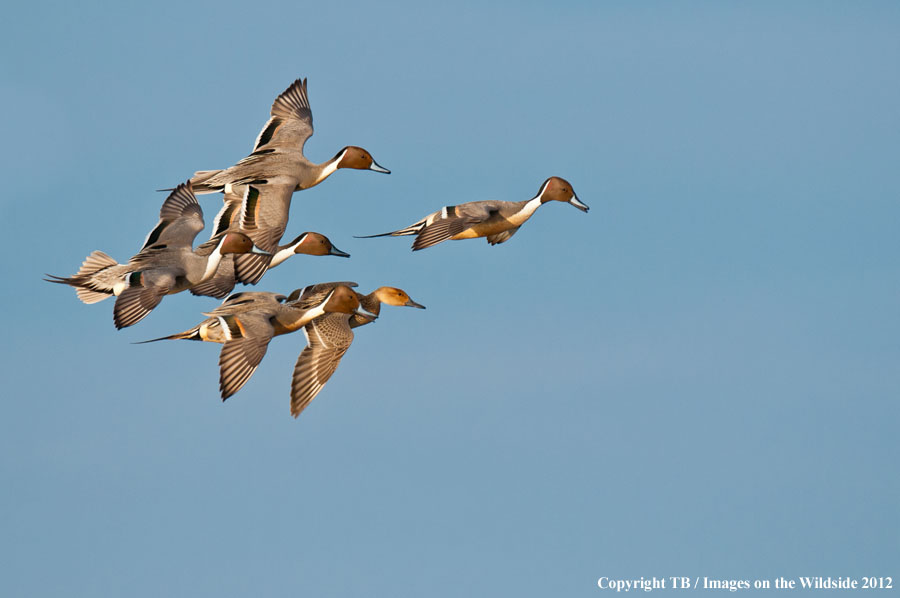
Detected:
left=197, top=236, right=229, bottom=282
left=507, top=196, right=544, bottom=226
left=307, top=150, right=345, bottom=188
left=521, top=196, right=544, bottom=218
left=360, top=292, right=383, bottom=317
left=199, top=248, right=225, bottom=282
left=268, top=245, right=296, bottom=268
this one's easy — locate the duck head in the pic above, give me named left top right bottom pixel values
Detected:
left=335, top=146, right=390, bottom=174
left=372, top=286, right=426, bottom=309
left=288, top=232, right=350, bottom=258
left=538, top=176, right=588, bottom=212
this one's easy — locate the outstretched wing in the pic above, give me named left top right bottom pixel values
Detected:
left=290, top=314, right=354, bottom=417
left=218, top=313, right=276, bottom=400
left=410, top=205, right=483, bottom=250
left=251, top=78, right=314, bottom=153
left=141, top=182, right=205, bottom=250
left=112, top=270, right=175, bottom=329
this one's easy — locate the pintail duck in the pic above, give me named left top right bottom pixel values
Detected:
left=290, top=286, right=425, bottom=418
left=140, top=283, right=373, bottom=400
left=358, top=176, right=588, bottom=250
left=188, top=78, right=389, bottom=196
left=190, top=187, right=350, bottom=298
left=45, top=182, right=269, bottom=329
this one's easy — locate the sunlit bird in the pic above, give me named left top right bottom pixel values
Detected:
left=188, top=78, right=390, bottom=195
left=357, top=176, right=587, bottom=250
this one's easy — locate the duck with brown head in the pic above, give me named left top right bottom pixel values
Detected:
left=271, top=232, right=351, bottom=266
left=332, top=146, right=391, bottom=176
left=186, top=78, right=390, bottom=194
left=356, top=176, right=588, bottom=250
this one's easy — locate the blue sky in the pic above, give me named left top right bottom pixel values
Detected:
left=2, top=1, right=898, bottom=596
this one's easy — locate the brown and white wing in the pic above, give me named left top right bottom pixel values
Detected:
left=112, top=271, right=175, bottom=329
left=251, top=78, right=314, bottom=153
left=218, top=313, right=275, bottom=400
left=411, top=202, right=496, bottom=251
left=290, top=314, right=354, bottom=417
left=141, top=182, right=205, bottom=250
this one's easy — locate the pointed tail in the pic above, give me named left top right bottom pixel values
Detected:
left=134, top=325, right=204, bottom=344
left=355, top=220, right=426, bottom=239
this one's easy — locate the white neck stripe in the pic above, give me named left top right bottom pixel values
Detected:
left=314, top=150, right=346, bottom=185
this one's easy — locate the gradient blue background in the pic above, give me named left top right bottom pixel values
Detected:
left=3, top=1, right=898, bottom=595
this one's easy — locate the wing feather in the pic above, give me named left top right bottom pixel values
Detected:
left=113, top=280, right=169, bottom=329
left=252, top=78, right=314, bottom=152
left=238, top=183, right=294, bottom=252
left=290, top=314, right=354, bottom=417
left=218, top=314, right=275, bottom=399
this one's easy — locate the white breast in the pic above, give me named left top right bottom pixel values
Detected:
left=506, top=197, right=542, bottom=226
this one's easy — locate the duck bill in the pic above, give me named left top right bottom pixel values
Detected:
left=569, top=194, right=589, bottom=213
left=369, top=160, right=391, bottom=174
left=404, top=298, right=426, bottom=309
left=250, top=245, right=272, bottom=255
left=328, top=245, right=351, bottom=258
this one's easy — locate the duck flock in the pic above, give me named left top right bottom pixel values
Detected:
left=47, top=77, right=588, bottom=418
